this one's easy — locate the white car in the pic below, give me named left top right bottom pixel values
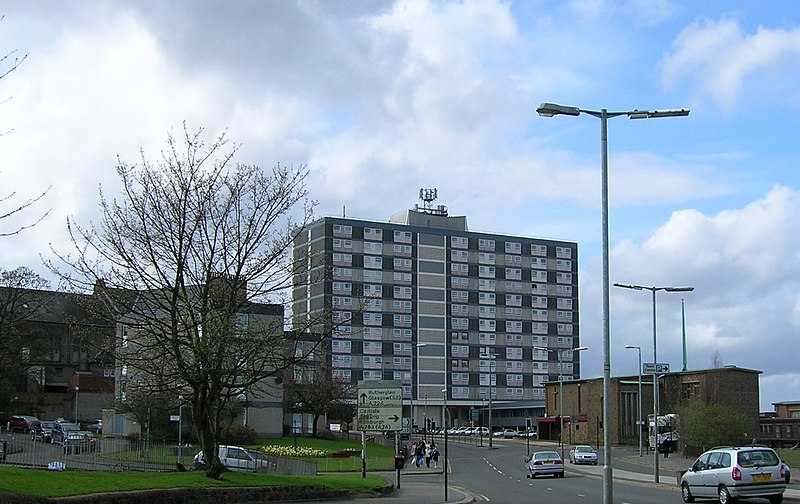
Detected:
left=194, top=445, right=270, bottom=472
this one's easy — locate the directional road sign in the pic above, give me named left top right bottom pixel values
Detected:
left=643, top=362, right=670, bottom=374
left=357, top=380, right=403, bottom=432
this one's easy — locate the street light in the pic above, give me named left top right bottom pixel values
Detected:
left=624, top=345, right=643, bottom=457
left=413, top=343, right=428, bottom=434
left=74, top=385, right=79, bottom=425
left=441, top=388, right=449, bottom=502
left=614, top=283, right=694, bottom=483
left=485, top=353, right=499, bottom=449
left=534, top=346, right=588, bottom=460
left=537, top=102, right=689, bottom=504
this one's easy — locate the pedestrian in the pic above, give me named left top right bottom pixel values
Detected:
left=410, top=441, right=418, bottom=467
left=431, top=443, right=439, bottom=469
left=415, top=440, right=425, bottom=467
left=425, top=443, right=432, bottom=468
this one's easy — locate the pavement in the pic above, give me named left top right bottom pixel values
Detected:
left=360, top=440, right=800, bottom=504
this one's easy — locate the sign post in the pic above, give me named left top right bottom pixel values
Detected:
left=357, top=380, right=403, bottom=479
left=642, top=362, right=670, bottom=374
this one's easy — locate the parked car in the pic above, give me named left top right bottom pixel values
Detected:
left=526, top=450, right=565, bottom=478
left=680, top=445, right=786, bottom=504
left=51, top=422, right=82, bottom=445
left=569, top=445, right=598, bottom=465
left=454, top=426, right=470, bottom=435
left=471, top=427, right=490, bottom=436
left=502, top=429, right=518, bottom=438
left=86, top=420, right=102, bottom=434
left=518, top=430, right=538, bottom=438
left=8, top=415, right=39, bottom=432
left=30, top=420, right=56, bottom=442
left=781, top=461, right=791, bottom=484
left=193, top=445, right=270, bottom=472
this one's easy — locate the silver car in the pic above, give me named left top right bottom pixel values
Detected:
left=569, top=445, right=598, bottom=465
left=525, top=450, right=564, bottom=478
left=680, top=446, right=786, bottom=504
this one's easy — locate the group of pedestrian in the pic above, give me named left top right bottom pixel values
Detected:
left=410, top=439, right=439, bottom=468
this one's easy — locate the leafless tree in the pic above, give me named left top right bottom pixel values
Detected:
left=287, top=355, right=355, bottom=438
left=0, top=267, right=50, bottom=412
left=51, top=124, right=325, bottom=478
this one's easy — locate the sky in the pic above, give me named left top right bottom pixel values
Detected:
left=1, top=0, right=799, bottom=412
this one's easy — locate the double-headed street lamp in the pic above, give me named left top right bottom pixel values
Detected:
left=534, top=346, right=588, bottom=460
left=486, top=352, right=499, bottom=449
left=624, top=345, right=643, bottom=457
left=614, top=283, right=694, bottom=483
left=537, top=102, right=689, bottom=504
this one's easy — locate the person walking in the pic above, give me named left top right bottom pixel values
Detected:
left=431, top=443, right=439, bottom=469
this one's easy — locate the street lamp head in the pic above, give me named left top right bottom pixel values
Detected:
left=613, top=282, right=643, bottom=290
left=574, top=346, right=589, bottom=352
left=624, top=345, right=640, bottom=350
left=664, top=286, right=694, bottom=292
left=628, top=108, right=690, bottom=119
left=536, top=102, right=581, bottom=117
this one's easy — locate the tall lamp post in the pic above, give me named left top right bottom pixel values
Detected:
left=614, top=283, right=694, bottom=482
left=535, top=346, right=588, bottom=460
left=624, top=345, right=643, bottom=457
left=441, top=388, right=449, bottom=501
left=486, top=353, right=499, bottom=448
left=537, top=102, right=689, bottom=504
left=413, top=342, right=429, bottom=435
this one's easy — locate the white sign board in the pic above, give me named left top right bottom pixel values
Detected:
left=643, top=362, right=670, bottom=374
left=357, top=380, right=403, bottom=432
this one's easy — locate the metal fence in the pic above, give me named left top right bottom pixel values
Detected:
left=0, top=428, right=316, bottom=475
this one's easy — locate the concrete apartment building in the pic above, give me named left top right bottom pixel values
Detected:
left=291, top=192, right=580, bottom=430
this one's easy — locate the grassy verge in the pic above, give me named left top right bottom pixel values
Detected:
left=0, top=466, right=388, bottom=498
left=777, top=448, right=800, bottom=467
left=253, top=436, right=396, bottom=471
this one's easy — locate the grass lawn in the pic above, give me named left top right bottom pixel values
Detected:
left=0, top=466, right=388, bottom=498
left=777, top=448, right=800, bottom=467
left=253, top=436, right=396, bottom=472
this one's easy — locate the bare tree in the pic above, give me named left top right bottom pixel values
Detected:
left=287, top=356, right=355, bottom=438
left=51, top=125, right=322, bottom=478
left=0, top=267, right=50, bottom=412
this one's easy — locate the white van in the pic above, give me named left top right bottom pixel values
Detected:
left=193, top=445, right=270, bottom=472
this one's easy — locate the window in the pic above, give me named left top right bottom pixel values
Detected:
left=332, top=340, right=352, bottom=353
left=505, top=267, right=522, bottom=280
left=393, top=244, right=413, bottom=256
left=505, top=307, right=523, bottom=318
left=363, top=313, right=382, bottom=326
left=532, top=296, right=547, bottom=308
left=479, top=332, right=496, bottom=344
left=557, top=310, right=573, bottom=321
left=333, top=311, right=352, bottom=323
left=363, top=341, right=383, bottom=354
left=506, top=320, right=523, bottom=333
left=479, top=265, right=496, bottom=278
left=363, top=269, right=381, bottom=282
left=452, top=387, right=469, bottom=399
left=479, top=238, right=495, bottom=251
left=363, top=327, right=382, bottom=339
left=451, top=276, right=468, bottom=287
left=451, top=250, right=468, bottom=262
left=531, top=309, right=548, bottom=321
left=557, top=298, right=573, bottom=309
left=333, top=281, right=352, bottom=294
left=451, top=345, right=469, bottom=356
left=333, top=238, right=353, bottom=250
left=532, top=322, right=548, bottom=334
left=332, top=296, right=353, bottom=308
left=394, top=230, right=412, bottom=243
left=363, top=241, right=383, bottom=255
left=556, top=284, right=573, bottom=296
left=364, top=227, right=383, bottom=241
left=531, top=244, right=547, bottom=256
left=556, top=246, right=572, bottom=259
left=479, top=292, right=496, bottom=304
left=451, top=304, right=469, bottom=315
left=394, top=314, right=413, bottom=327
left=451, top=236, right=468, bottom=249
left=393, top=272, right=412, bottom=284
left=478, top=279, right=496, bottom=291
left=333, top=253, right=352, bottom=266
left=479, top=319, right=496, bottom=331
left=504, top=254, right=522, bottom=265
left=478, top=306, right=496, bottom=318
left=334, top=326, right=352, bottom=338
left=453, top=290, right=469, bottom=302
left=556, top=259, right=571, bottom=271
left=394, top=286, right=413, bottom=299
left=393, top=300, right=412, bottom=312
left=531, top=270, right=547, bottom=282
left=506, top=294, right=522, bottom=307
left=532, top=283, right=547, bottom=295
left=393, top=328, right=413, bottom=340
left=504, top=241, right=521, bottom=254
left=363, top=370, right=382, bottom=380
left=333, top=224, right=352, bottom=237
left=506, top=347, right=523, bottom=360
left=532, top=257, right=548, bottom=269
left=364, top=256, right=383, bottom=269
left=478, top=252, right=496, bottom=264
left=332, top=369, right=352, bottom=381
left=557, top=323, right=573, bottom=335
left=333, top=267, right=353, bottom=279
left=394, top=258, right=412, bottom=271
left=451, top=263, right=469, bottom=276
left=505, top=281, right=522, bottom=291
left=365, top=299, right=382, bottom=311
left=363, top=284, right=382, bottom=297
left=556, top=272, right=573, bottom=284
left=332, top=355, right=352, bottom=368
left=451, top=317, right=469, bottom=329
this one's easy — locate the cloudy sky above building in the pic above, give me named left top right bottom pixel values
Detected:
left=2, top=1, right=799, bottom=411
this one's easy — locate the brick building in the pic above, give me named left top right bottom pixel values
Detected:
left=759, top=401, right=800, bottom=448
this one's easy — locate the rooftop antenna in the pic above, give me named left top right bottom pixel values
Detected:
left=419, top=188, right=437, bottom=211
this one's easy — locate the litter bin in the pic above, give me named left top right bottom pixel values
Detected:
left=395, top=455, right=406, bottom=470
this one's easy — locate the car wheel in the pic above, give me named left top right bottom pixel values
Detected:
left=681, top=483, right=695, bottom=503
left=718, top=485, right=736, bottom=504
left=768, top=495, right=783, bottom=504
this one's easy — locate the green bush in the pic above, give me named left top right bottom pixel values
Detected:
left=227, top=424, right=258, bottom=445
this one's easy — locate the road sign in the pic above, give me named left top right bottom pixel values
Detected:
left=643, top=362, right=670, bottom=374
left=357, top=380, right=403, bottom=432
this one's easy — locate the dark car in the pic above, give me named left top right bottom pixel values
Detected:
left=51, top=422, right=82, bottom=444
left=86, top=420, right=102, bottom=434
left=31, top=420, right=56, bottom=442
left=9, top=415, right=39, bottom=432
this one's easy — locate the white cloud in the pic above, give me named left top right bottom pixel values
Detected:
left=660, top=17, right=800, bottom=110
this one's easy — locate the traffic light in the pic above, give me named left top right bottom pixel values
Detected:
left=526, top=417, right=532, bottom=431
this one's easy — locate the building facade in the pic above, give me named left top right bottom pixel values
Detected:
left=291, top=197, right=580, bottom=429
